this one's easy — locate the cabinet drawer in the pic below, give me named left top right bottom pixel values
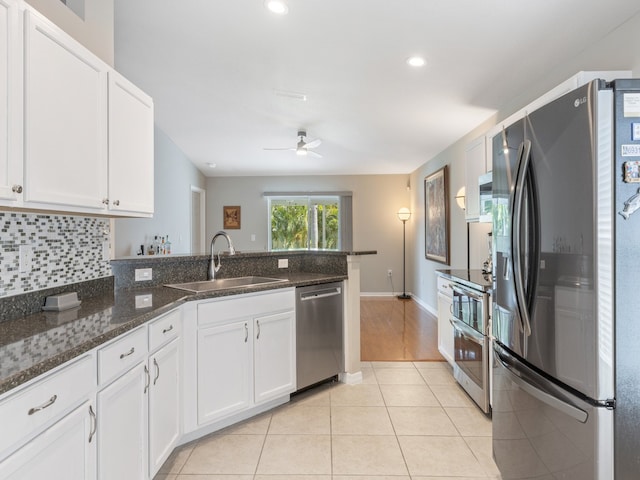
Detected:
left=149, top=308, right=181, bottom=352
left=0, top=354, right=95, bottom=457
left=437, top=276, right=452, bottom=297
left=98, top=326, right=147, bottom=385
left=197, top=288, right=295, bottom=327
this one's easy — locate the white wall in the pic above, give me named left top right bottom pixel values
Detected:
left=114, top=127, right=206, bottom=257
left=410, top=11, right=640, bottom=313
left=205, top=175, right=412, bottom=294
left=25, top=0, right=114, bottom=66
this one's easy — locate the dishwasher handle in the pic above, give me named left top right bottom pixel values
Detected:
left=300, top=287, right=342, bottom=301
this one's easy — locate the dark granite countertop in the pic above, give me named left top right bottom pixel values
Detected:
left=437, top=269, right=493, bottom=292
left=0, top=272, right=346, bottom=396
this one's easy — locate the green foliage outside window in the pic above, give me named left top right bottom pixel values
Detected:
left=270, top=198, right=339, bottom=250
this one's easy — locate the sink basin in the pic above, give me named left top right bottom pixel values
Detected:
left=165, top=276, right=287, bottom=293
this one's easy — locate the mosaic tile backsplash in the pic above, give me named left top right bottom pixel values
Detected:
left=0, top=212, right=112, bottom=298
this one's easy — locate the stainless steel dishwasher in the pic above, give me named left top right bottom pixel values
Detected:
left=295, top=282, right=344, bottom=390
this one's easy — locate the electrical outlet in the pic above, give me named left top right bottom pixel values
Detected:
left=135, top=268, right=153, bottom=281
left=278, top=258, right=288, bottom=268
left=387, top=269, right=392, bottom=277
left=135, top=294, right=153, bottom=309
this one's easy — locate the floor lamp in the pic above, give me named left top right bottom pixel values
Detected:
left=397, top=207, right=411, bottom=300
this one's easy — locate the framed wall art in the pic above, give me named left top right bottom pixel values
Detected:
left=223, top=205, right=241, bottom=229
left=424, top=166, right=449, bottom=264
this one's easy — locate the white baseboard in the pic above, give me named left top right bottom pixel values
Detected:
left=339, top=371, right=363, bottom=385
left=359, top=292, right=437, bottom=317
left=412, top=295, right=437, bottom=316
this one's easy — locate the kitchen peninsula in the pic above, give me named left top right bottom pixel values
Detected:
left=0, top=250, right=374, bottom=479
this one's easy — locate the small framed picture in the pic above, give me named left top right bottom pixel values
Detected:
left=624, top=161, right=640, bottom=183
left=223, top=206, right=241, bottom=229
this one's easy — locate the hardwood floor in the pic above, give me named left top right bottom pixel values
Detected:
left=360, top=296, right=445, bottom=362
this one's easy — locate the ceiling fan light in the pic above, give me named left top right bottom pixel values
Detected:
left=265, top=0, right=288, bottom=15
left=296, top=147, right=307, bottom=156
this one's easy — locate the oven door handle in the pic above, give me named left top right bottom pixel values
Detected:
left=450, top=317, right=484, bottom=345
left=450, top=284, right=485, bottom=301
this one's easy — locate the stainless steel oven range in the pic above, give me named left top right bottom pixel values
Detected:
left=450, top=280, right=490, bottom=414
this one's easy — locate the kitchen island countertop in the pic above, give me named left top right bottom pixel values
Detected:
left=0, top=272, right=346, bottom=396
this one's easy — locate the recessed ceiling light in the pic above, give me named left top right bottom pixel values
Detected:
left=265, top=0, right=288, bottom=15
left=406, top=56, right=426, bottom=67
left=206, top=162, right=217, bottom=169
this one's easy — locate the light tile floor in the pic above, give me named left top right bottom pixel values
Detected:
left=155, top=361, right=501, bottom=480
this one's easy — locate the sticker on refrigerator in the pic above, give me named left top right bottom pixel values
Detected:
left=623, top=161, right=640, bottom=183
left=621, top=144, right=640, bottom=157
left=623, top=93, right=640, bottom=117
left=633, top=123, right=640, bottom=141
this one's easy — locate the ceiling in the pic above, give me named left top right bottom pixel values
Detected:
left=113, top=0, right=640, bottom=177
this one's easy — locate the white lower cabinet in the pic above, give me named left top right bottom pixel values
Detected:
left=437, top=276, right=455, bottom=365
left=0, top=400, right=96, bottom=479
left=197, top=320, right=251, bottom=425
left=188, top=289, right=296, bottom=431
left=97, top=361, right=148, bottom=480
left=254, top=310, right=296, bottom=404
left=148, top=338, right=180, bottom=478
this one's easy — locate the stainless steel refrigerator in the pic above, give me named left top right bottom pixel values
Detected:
left=491, top=78, right=640, bottom=479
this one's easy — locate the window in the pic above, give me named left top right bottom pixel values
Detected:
left=266, top=193, right=352, bottom=251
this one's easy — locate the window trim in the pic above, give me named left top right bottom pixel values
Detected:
left=265, top=192, right=352, bottom=251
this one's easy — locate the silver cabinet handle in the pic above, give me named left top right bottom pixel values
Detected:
left=102, top=198, right=109, bottom=205
left=244, top=323, right=248, bottom=343
left=113, top=199, right=120, bottom=206
left=28, top=395, right=57, bottom=415
left=144, top=365, right=150, bottom=394
left=120, top=347, right=135, bottom=359
left=162, top=325, right=174, bottom=334
left=88, top=405, right=97, bottom=443
left=153, top=358, right=160, bottom=385
left=256, top=320, right=261, bottom=340
left=12, top=185, right=23, bottom=194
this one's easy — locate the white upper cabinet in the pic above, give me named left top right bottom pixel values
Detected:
left=464, top=135, right=487, bottom=222
left=0, top=0, right=21, bottom=202
left=108, top=71, right=154, bottom=215
left=23, top=8, right=108, bottom=210
left=0, top=1, right=154, bottom=217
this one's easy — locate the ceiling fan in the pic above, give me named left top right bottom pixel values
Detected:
left=264, top=130, right=322, bottom=158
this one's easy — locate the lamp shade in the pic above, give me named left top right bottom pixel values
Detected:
left=397, top=207, right=411, bottom=221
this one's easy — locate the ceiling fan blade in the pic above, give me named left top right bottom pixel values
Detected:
left=304, top=138, right=322, bottom=149
left=307, top=150, right=323, bottom=158
left=263, top=147, right=295, bottom=151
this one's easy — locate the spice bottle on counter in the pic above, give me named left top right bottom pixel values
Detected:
left=165, top=235, right=172, bottom=255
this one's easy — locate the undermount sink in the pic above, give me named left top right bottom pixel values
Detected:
left=165, top=276, right=287, bottom=293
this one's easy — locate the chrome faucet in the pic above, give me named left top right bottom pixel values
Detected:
left=208, top=231, right=236, bottom=280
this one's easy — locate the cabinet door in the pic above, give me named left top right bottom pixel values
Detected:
left=254, top=310, right=296, bottom=404
left=197, top=321, right=251, bottom=425
left=23, top=10, right=107, bottom=210
left=437, top=291, right=455, bottom=365
left=0, top=0, right=20, bottom=202
left=0, top=400, right=96, bottom=480
left=149, top=339, right=180, bottom=478
left=97, top=362, right=148, bottom=480
left=108, top=71, right=154, bottom=215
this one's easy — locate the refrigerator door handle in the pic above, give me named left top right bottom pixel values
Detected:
left=512, top=139, right=533, bottom=337
left=495, top=345, right=588, bottom=423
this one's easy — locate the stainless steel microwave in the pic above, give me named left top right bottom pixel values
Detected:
left=478, top=171, right=492, bottom=223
